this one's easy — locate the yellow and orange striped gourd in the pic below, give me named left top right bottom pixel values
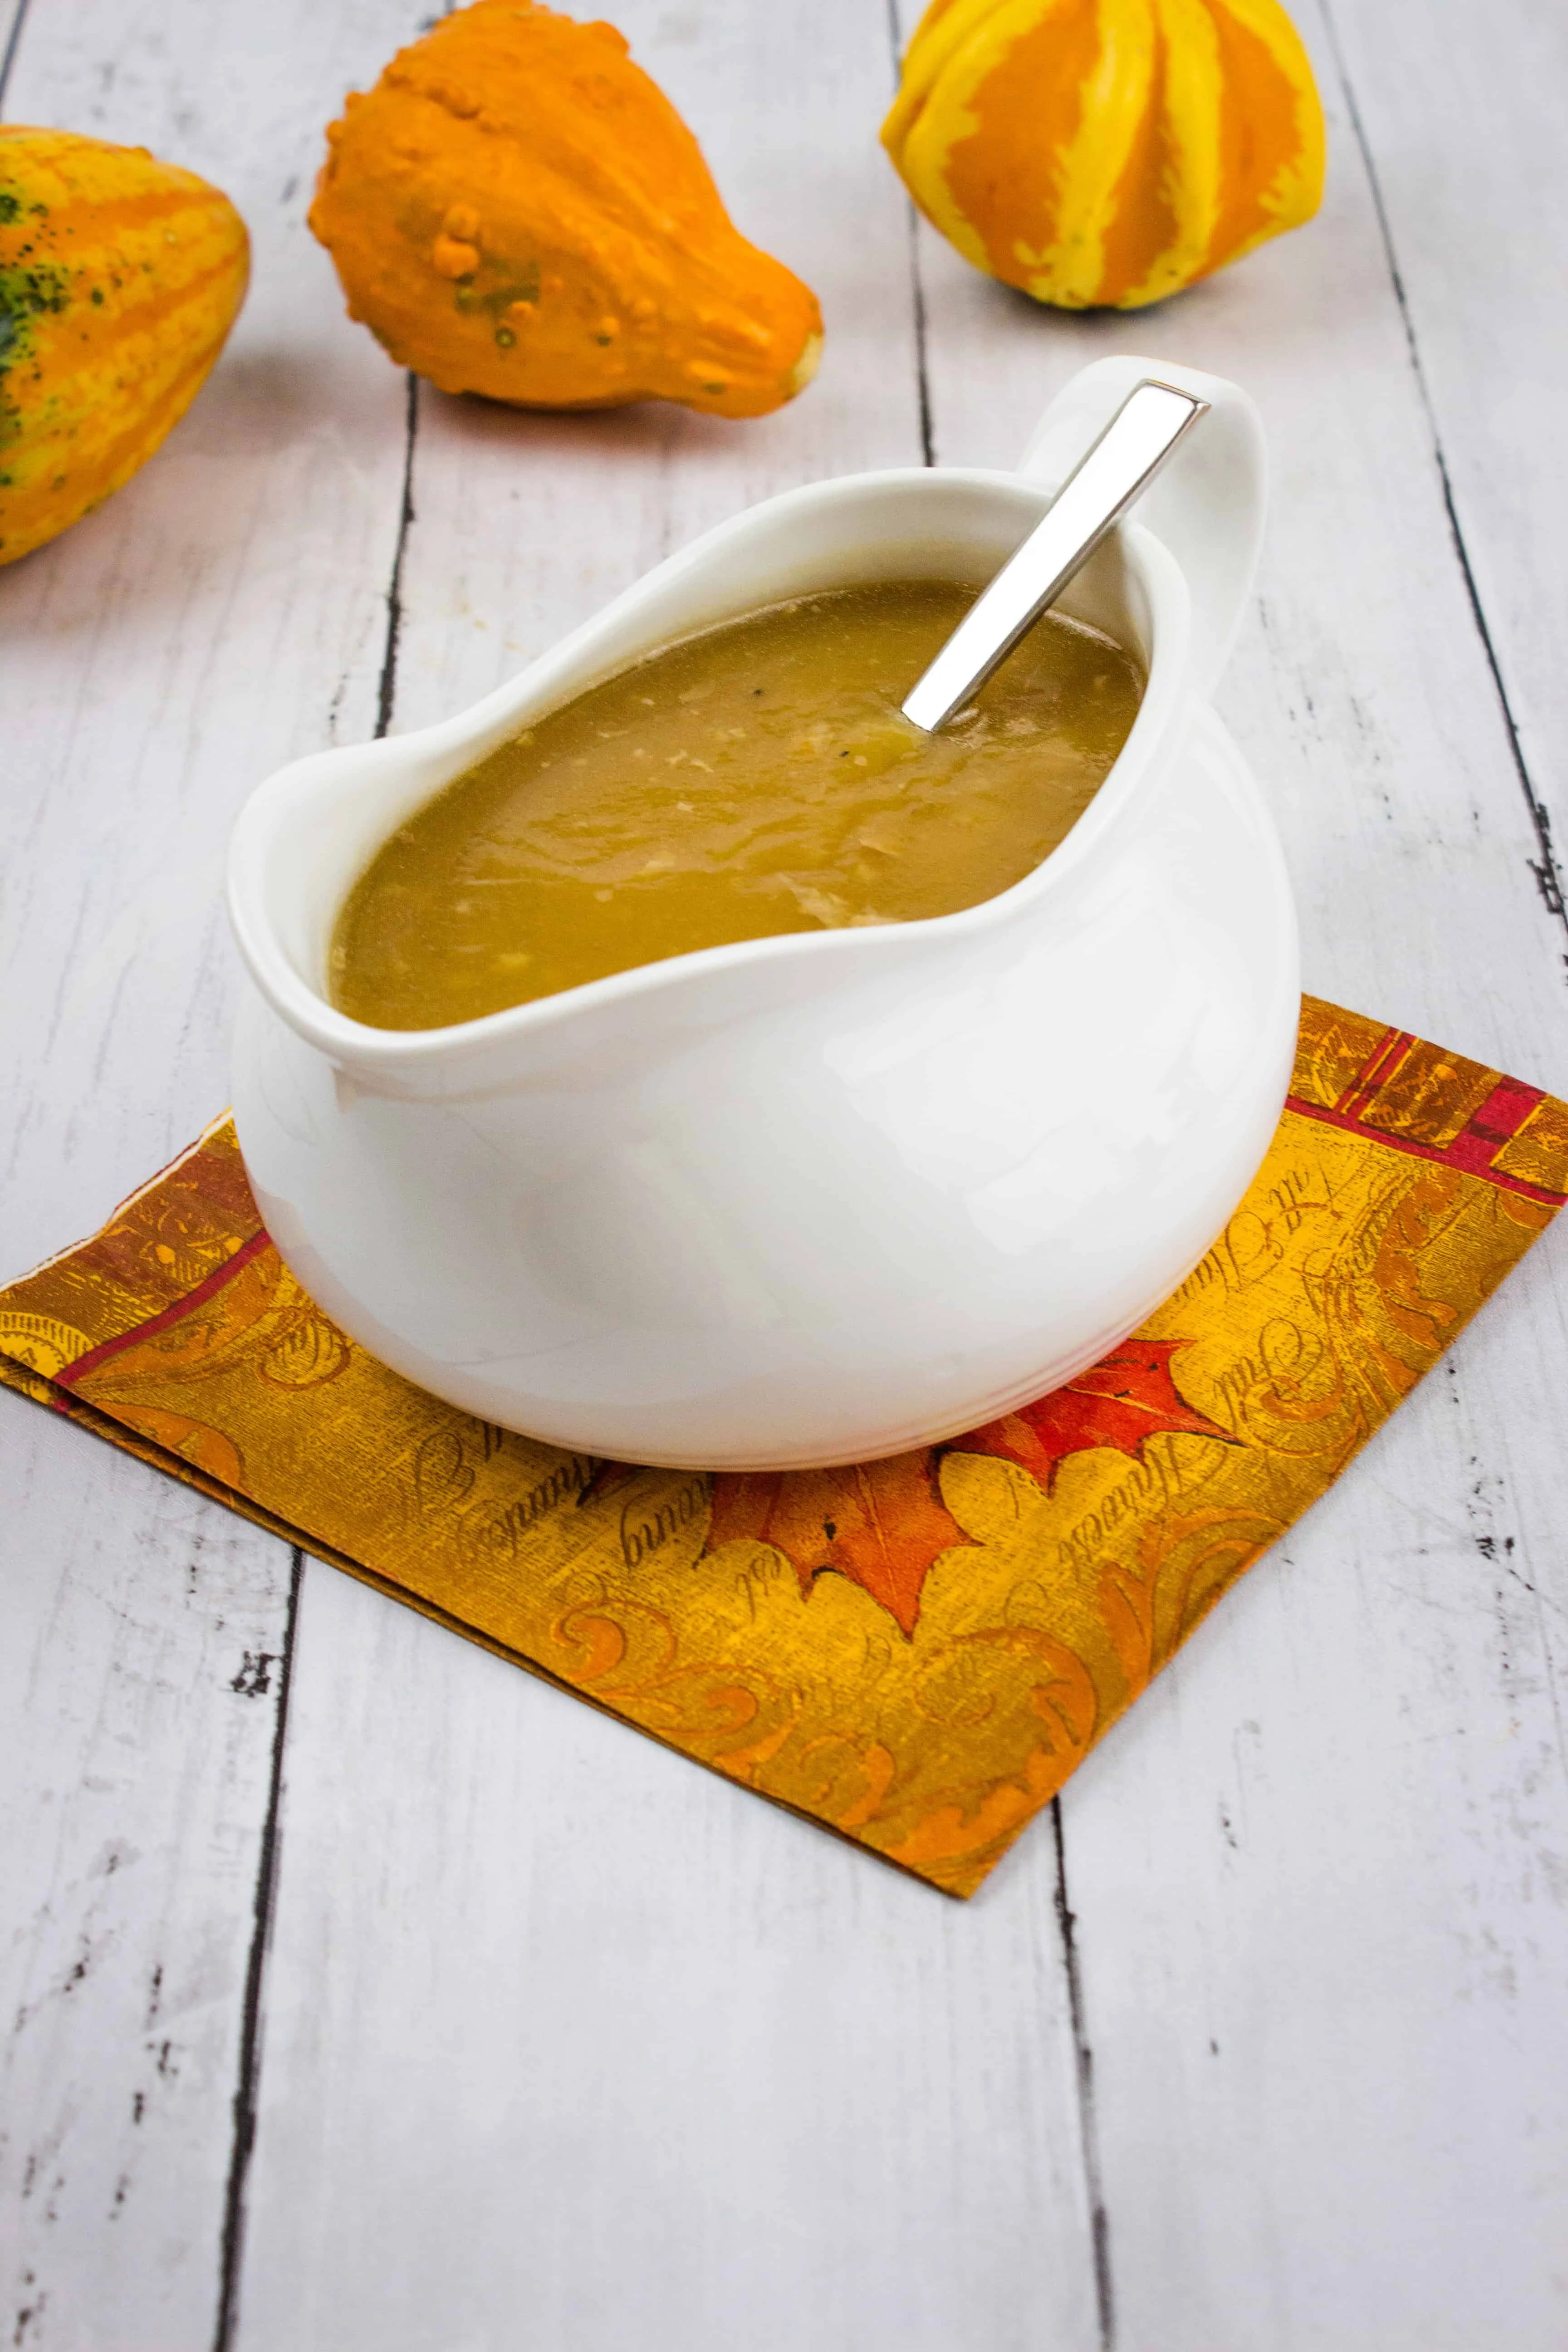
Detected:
left=0, top=127, right=249, bottom=567
left=310, top=0, right=822, bottom=421
left=882, top=0, right=1325, bottom=311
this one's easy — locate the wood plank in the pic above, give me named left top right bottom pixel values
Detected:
left=892, top=0, right=1568, bottom=2336
left=231, top=5, right=1103, bottom=2345
left=0, top=1417, right=296, bottom=2352
left=0, top=0, right=417, bottom=1274
left=1323, top=0, right=1568, bottom=895
left=0, top=2, right=422, bottom=2342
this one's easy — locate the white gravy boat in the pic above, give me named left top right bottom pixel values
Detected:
left=228, top=356, right=1298, bottom=1470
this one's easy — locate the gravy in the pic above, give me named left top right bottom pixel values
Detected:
left=330, top=579, right=1143, bottom=1029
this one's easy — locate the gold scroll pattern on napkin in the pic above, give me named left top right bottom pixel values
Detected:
left=2, top=996, right=1564, bottom=1896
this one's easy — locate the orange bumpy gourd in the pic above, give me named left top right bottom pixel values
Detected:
left=882, top=0, right=1325, bottom=310
left=309, top=0, right=823, bottom=419
left=0, top=127, right=248, bottom=567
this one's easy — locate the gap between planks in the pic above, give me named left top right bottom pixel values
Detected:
left=374, top=374, right=420, bottom=742
left=0, top=0, right=33, bottom=108
left=212, top=1548, right=305, bottom=2352
left=884, top=0, right=934, bottom=469
left=1052, top=1799, right=1117, bottom=2351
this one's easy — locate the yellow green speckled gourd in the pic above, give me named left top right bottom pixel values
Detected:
left=882, top=0, right=1325, bottom=310
left=309, top=0, right=823, bottom=420
left=0, top=126, right=249, bottom=567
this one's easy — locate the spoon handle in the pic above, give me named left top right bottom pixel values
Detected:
left=901, top=378, right=1208, bottom=733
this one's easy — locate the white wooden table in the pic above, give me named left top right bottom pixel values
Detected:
left=4, top=3, right=1567, bottom=2345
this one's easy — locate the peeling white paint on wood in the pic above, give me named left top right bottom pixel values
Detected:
left=0, top=1420, right=296, bottom=2348
left=1322, top=0, right=1568, bottom=860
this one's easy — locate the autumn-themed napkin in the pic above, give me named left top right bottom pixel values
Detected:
left=2, top=996, right=1563, bottom=1895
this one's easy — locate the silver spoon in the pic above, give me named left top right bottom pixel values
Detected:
left=901, top=378, right=1209, bottom=733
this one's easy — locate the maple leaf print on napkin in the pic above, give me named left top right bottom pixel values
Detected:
left=708, top=1454, right=971, bottom=1637
left=960, top=1339, right=1236, bottom=1494
left=701, top=1339, right=1235, bottom=1639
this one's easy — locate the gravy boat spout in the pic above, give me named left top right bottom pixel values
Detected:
left=228, top=357, right=1298, bottom=1471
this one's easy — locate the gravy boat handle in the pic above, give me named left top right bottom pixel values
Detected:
left=1018, top=356, right=1267, bottom=702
